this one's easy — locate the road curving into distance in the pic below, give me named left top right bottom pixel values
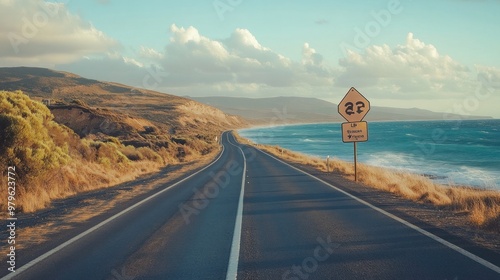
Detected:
left=2, top=131, right=499, bottom=279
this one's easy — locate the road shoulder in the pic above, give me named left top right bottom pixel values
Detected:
left=249, top=146, right=500, bottom=268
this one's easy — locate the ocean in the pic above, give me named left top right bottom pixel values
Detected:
left=239, top=119, right=500, bottom=191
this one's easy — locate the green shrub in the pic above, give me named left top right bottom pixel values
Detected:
left=0, top=91, right=71, bottom=182
left=96, top=142, right=130, bottom=165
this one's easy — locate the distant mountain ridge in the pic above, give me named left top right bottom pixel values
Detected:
left=190, top=96, right=492, bottom=124
left=0, top=67, right=491, bottom=127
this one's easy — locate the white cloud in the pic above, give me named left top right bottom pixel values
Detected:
left=0, top=0, right=118, bottom=66
left=302, top=43, right=322, bottom=66
left=226, top=28, right=267, bottom=51
left=138, top=46, right=164, bottom=60
left=337, top=33, right=473, bottom=98
left=334, top=33, right=500, bottom=117
left=31, top=13, right=496, bottom=110
left=57, top=24, right=335, bottom=97
left=155, top=24, right=335, bottom=89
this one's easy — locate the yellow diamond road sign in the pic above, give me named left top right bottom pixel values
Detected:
left=338, top=87, right=370, bottom=122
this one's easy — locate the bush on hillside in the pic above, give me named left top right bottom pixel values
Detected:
left=0, top=91, right=71, bottom=182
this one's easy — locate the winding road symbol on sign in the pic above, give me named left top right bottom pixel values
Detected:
left=338, top=87, right=370, bottom=122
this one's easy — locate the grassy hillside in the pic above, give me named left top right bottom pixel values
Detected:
left=0, top=67, right=246, bottom=213
left=0, top=91, right=154, bottom=211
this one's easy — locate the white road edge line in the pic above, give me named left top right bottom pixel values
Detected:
left=1, top=139, right=227, bottom=280
left=253, top=146, right=500, bottom=275
left=225, top=133, right=247, bottom=280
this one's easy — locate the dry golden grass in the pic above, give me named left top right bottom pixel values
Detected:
left=15, top=160, right=163, bottom=213
left=0, top=149, right=220, bottom=256
left=0, top=90, right=226, bottom=214
left=233, top=132, right=500, bottom=232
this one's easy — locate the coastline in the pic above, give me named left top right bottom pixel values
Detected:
left=238, top=119, right=500, bottom=191
left=241, top=118, right=498, bottom=131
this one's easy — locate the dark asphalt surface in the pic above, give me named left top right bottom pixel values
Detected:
left=2, top=131, right=499, bottom=280
left=237, top=144, right=500, bottom=280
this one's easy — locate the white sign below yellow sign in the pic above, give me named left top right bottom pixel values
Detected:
left=342, top=121, right=368, bottom=143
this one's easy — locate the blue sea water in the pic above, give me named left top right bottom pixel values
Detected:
left=240, top=119, right=500, bottom=190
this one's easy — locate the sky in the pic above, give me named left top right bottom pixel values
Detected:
left=1, top=0, right=499, bottom=118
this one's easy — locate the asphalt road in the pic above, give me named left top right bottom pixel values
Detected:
left=2, top=131, right=500, bottom=280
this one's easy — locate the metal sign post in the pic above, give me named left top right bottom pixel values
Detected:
left=338, top=87, right=370, bottom=182
left=354, top=142, right=358, bottom=181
